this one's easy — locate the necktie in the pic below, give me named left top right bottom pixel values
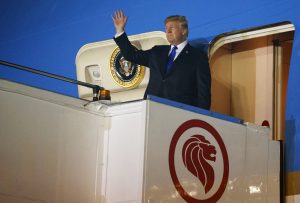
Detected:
left=165, top=46, right=178, bottom=74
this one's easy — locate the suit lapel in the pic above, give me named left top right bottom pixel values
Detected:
left=159, top=45, right=171, bottom=76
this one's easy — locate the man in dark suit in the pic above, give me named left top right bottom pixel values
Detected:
left=112, top=10, right=211, bottom=110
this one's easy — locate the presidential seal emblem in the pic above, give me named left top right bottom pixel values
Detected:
left=110, top=46, right=145, bottom=89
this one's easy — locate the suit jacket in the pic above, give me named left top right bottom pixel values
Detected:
left=114, top=32, right=211, bottom=110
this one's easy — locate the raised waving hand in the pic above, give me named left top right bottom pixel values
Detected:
left=112, top=10, right=128, bottom=34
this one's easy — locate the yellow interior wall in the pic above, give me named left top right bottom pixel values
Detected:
left=210, top=32, right=293, bottom=126
left=210, top=46, right=232, bottom=115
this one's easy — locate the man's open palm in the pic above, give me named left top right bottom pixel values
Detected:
left=112, top=10, right=128, bottom=34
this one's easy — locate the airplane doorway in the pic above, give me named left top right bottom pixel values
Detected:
left=209, top=22, right=294, bottom=141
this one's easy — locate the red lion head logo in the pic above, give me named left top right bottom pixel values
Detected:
left=182, top=135, right=217, bottom=194
left=169, top=119, right=229, bottom=202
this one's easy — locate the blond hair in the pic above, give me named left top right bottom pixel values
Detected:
left=164, top=15, right=189, bottom=37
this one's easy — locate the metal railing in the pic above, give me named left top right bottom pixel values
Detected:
left=0, top=60, right=103, bottom=101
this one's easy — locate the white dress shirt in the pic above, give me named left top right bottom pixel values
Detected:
left=169, top=40, right=188, bottom=60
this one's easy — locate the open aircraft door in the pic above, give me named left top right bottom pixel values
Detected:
left=208, top=22, right=295, bottom=202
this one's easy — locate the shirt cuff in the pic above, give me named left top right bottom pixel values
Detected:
left=114, top=31, right=124, bottom=38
